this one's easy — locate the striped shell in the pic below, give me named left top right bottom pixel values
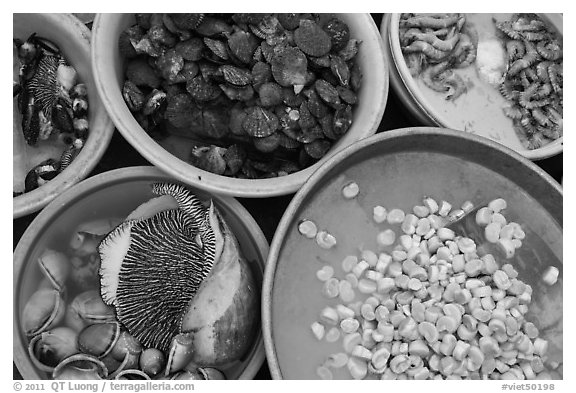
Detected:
left=27, top=55, right=60, bottom=117
left=98, top=183, right=217, bottom=352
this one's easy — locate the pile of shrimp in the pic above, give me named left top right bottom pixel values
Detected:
left=399, top=13, right=478, bottom=101
left=496, top=14, right=563, bottom=150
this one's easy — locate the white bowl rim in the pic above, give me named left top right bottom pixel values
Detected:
left=387, top=13, right=563, bottom=161
left=13, top=13, right=115, bottom=219
left=13, top=166, right=269, bottom=380
left=91, top=13, right=389, bottom=197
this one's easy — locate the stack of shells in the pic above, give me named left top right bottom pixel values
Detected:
left=120, top=13, right=362, bottom=178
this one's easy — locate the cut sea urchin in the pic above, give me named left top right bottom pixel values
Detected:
left=98, top=183, right=222, bottom=352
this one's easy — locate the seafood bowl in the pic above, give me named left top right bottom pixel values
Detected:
left=263, top=127, right=562, bottom=379
left=91, top=13, right=388, bottom=197
left=381, top=14, right=562, bottom=161
left=14, top=166, right=268, bottom=380
left=13, top=13, right=115, bottom=218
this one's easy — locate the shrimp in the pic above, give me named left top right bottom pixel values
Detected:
left=534, top=83, right=553, bottom=99
left=452, top=33, right=476, bottom=68
left=548, top=63, right=563, bottom=93
left=420, top=61, right=451, bottom=92
left=512, top=18, right=545, bottom=32
left=405, top=52, right=425, bottom=77
left=503, top=105, right=523, bottom=120
left=495, top=20, right=522, bottom=40
left=499, top=81, right=521, bottom=101
left=405, top=31, right=460, bottom=52
left=523, top=31, right=549, bottom=41
left=536, top=40, right=562, bottom=61
left=536, top=60, right=553, bottom=82
left=442, top=71, right=467, bottom=101
left=506, top=40, right=525, bottom=61
left=531, top=108, right=551, bottom=127
left=401, top=15, right=461, bottom=30
left=403, top=40, right=451, bottom=62
left=507, top=44, right=539, bottom=76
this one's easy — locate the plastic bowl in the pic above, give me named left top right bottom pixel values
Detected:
left=91, top=13, right=388, bottom=197
left=263, top=127, right=562, bottom=379
left=13, top=166, right=268, bottom=380
left=13, top=13, right=115, bottom=218
left=381, top=13, right=563, bottom=161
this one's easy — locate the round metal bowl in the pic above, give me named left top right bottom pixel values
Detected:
left=91, top=13, right=388, bottom=197
left=13, top=13, right=115, bottom=218
left=14, top=166, right=268, bottom=380
left=263, top=127, right=562, bottom=379
left=381, top=13, right=563, bottom=161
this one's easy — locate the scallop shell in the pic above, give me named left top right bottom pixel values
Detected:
left=203, top=38, right=229, bottom=61
left=186, top=76, right=221, bottom=102
left=242, top=106, right=279, bottom=137
left=118, top=25, right=144, bottom=59
left=277, top=13, right=307, bottom=30
left=228, top=105, right=248, bottom=136
left=228, top=30, right=259, bottom=64
left=277, top=132, right=301, bottom=149
left=297, top=125, right=324, bottom=144
left=219, top=84, right=254, bottom=101
left=338, top=38, right=362, bottom=62
left=156, top=49, right=184, bottom=82
left=294, top=19, right=332, bottom=57
left=223, top=144, right=247, bottom=175
left=170, top=13, right=205, bottom=30
left=270, top=46, right=308, bottom=87
left=175, top=38, right=205, bottom=62
left=258, top=82, right=283, bottom=107
left=333, top=104, right=353, bottom=136
left=194, top=16, right=234, bottom=37
left=298, top=102, right=316, bottom=129
left=251, top=61, right=273, bottom=90
left=314, top=79, right=341, bottom=106
left=122, top=80, right=145, bottom=112
left=126, top=58, right=161, bottom=88
left=190, top=145, right=227, bottom=175
left=220, top=65, right=252, bottom=86
left=304, top=138, right=331, bottom=159
left=253, top=131, right=281, bottom=153
left=330, top=54, right=350, bottom=87
left=322, top=17, right=351, bottom=51
left=148, top=24, right=177, bottom=47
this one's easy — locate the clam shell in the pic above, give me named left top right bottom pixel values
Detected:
left=28, top=327, right=79, bottom=373
left=298, top=102, right=316, bottom=129
left=329, top=54, right=350, bottom=87
left=140, top=348, right=166, bottom=376
left=22, top=288, right=65, bottom=337
left=115, top=369, right=151, bottom=380
left=165, top=333, right=195, bottom=376
left=78, top=322, right=121, bottom=358
left=338, top=38, right=362, bottom=62
left=52, top=354, right=108, bottom=380
left=305, top=89, right=329, bottom=118
left=37, top=249, right=70, bottom=291
left=333, top=104, right=353, bottom=136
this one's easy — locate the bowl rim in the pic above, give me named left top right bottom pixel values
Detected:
left=262, top=126, right=562, bottom=379
left=13, top=13, right=115, bottom=219
left=90, top=13, right=389, bottom=197
left=384, top=13, right=563, bottom=161
left=13, top=166, right=269, bottom=380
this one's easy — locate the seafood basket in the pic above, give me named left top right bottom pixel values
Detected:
left=14, top=166, right=268, bottom=380
left=91, top=13, right=388, bottom=197
left=263, top=127, right=562, bottom=379
left=381, top=13, right=562, bottom=161
left=13, top=13, right=115, bottom=218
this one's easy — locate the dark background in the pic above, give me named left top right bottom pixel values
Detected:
left=13, top=13, right=562, bottom=380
